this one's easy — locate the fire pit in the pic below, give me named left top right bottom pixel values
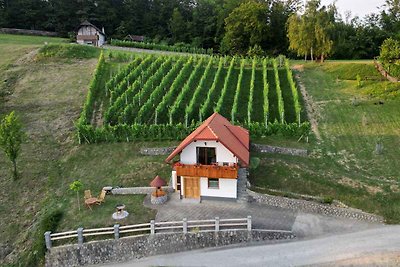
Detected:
left=112, top=204, right=129, bottom=220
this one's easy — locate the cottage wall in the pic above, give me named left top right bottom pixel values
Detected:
left=180, top=140, right=237, bottom=165
left=78, top=26, right=97, bottom=35
left=200, top=177, right=237, bottom=198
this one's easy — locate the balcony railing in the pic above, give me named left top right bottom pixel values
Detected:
left=174, top=163, right=238, bottom=179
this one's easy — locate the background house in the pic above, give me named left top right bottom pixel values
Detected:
left=125, top=34, right=145, bottom=42
left=166, top=113, right=249, bottom=201
left=76, top=21, right=105, bottom=47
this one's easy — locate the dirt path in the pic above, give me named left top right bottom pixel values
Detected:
left=103, top=45, right=195, bottom=56
left=294, top=68, right=322, bottom=141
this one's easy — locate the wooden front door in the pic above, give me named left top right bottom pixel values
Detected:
left=184, top=177, right=200, bottom=198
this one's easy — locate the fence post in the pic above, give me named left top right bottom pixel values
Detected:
left=247, top=216, right=252, bottom=231
left=215, top=217, right=219, bottom=232
left=183, top=218, right=188, bottom=234
left=77, top=227, right=84, bottom=245
left=114, top=224, right=120, bottom=240
left=44, top=231, right=52, bottom=250
left=150, top=220, right=155, bottom=235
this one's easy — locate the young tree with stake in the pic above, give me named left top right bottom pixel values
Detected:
left=70, top=180, right=83, bottom=211
left=0, top=111, right=25, bottom=180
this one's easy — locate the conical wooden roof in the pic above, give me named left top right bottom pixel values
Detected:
left=150, top=175, right=166, bottom=187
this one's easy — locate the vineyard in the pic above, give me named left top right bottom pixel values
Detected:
left=77, top=52, right=309, bottom=143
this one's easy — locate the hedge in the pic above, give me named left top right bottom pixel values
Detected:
left=76, top=122, right=310, bottom=144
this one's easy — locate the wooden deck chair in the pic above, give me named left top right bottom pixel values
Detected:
left=96, top=189, right=106, bottom=204
left=84, top=190, right=92, bottom=200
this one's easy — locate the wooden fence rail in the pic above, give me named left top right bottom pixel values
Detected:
left=44, top=216, right=252, bottom=249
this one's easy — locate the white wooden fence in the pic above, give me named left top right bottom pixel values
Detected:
left=45, top=216, right=252, bottom=249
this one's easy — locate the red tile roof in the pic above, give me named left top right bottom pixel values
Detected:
left=165, top=113, right=249, bottom=166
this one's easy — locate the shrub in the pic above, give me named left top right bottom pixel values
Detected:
left=250, top=157, right=261, bottom=170
left=322, top=196, right=334, bottom=204
left=38, top=44, right=100, bottom=59
left=21, top=209, right=64, bottom=266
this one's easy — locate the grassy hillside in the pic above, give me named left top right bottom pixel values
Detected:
left=0, top=35, right=173, bottom=266
left=1, top=33, right=400, bottom=266
left=251, top=62, right=400, bottom=223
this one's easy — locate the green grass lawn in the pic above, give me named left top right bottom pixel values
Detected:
left=251, top=62, right=400, bottom=224
left=0, top=37, right=176, bottom=266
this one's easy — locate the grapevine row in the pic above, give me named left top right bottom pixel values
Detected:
left=106, top=56, right=143, bottom=91
left=247, top=58, right=256, bottom=123
left=185, top=56, right=214, bottom=123
left=109, top=55, right=154, bottom=103
left=199, top=57, right=224, bottom=121
left=120, top=56, right=173, bottom=124
left=273, top=59, right=285, bottom=123
left=136, top=57, right=187, bottom=124
left=155, top=56, right=195, bottom=124
left=169, top=58, right=205, bottom=125
left=215, top=57, right=235, bottom=113
left=105, top=56, right=164, bottom=124
left=285, top=59, right=301, bottom=124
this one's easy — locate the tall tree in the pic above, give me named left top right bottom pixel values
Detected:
left=287, top=0, right=333, bottom=61
left=381, top=0, right=400, bottom=36
left=169, top=7, right=187, bottom=43
left=0, top=111, right=25, bottom=180
left=268, top=0, right=301, bottom=55
left=221, top=0, right=268, bottom=54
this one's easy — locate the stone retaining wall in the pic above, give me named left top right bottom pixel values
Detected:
left=248, top=190, right=383, bottom=223
left=251, top=143, right=308, bottom=157
left=45, top=230, right=295, bottom=267
left=0, top=28, right=59, bottom=37
left=141, top=144, right=308, bottom=157
left=112, top=186, right=174, bottom=195
left=140, top=147, right=176, bottom=156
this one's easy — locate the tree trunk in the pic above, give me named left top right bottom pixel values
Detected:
left=311, top=47, right=314, bottom=62
left=77, top=192, right=81, bottom=211
left=12, top=159, right=17, bottom=180
left=321, top=54, right=325, bottom=63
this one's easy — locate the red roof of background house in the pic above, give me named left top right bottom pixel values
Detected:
left=165, top=113, right=250, bottom=166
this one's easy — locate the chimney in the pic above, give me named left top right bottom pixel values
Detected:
left=102, top=27, right=105, bottom=35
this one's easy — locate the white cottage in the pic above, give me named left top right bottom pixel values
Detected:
left=166, top=113, right=249, bottom=200
left=76, top=21, right=106, bottom=47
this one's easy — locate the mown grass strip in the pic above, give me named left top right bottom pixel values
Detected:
left=236, top=68, right=251, bottom=123
left=273, top=59, right=285, bottom=123
left=262, top=59, right=269, bottom=124
left=267, top=67, right=279, bottom=122
left=231, top=59, right=245, bottom=122
left=247, top=58, right=256, bottom=123
left=279, top=68, right=296, bottom=123
left=252, top=68, right=265, bottom=123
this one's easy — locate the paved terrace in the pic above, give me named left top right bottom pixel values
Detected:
left=144, top=193, right=381, bottom=238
